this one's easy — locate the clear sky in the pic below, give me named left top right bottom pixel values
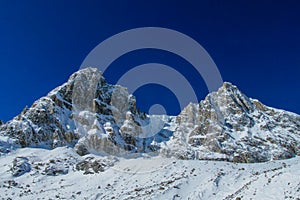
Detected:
left=0, top=0, right=299, bottom=121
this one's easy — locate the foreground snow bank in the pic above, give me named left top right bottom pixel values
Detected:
left=0, top=147, right=299, bottom=199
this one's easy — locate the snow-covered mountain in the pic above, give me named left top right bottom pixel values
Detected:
left=1, top=67, right=299, bottom=162
left=0, top=67, right=300, bottom=199
left=161, top=82, right=300, bottom=162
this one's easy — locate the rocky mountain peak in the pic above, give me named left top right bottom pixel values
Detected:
left=165, top=82, right=300, bottom=162
left=1, top=68, right=300, bottom=163
left=221, top=81, right=236, bottom=90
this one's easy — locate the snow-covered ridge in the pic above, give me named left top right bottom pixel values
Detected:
left=0, top=68, right=300, bottom=163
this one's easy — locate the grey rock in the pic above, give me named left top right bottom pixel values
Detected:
left=11, top=157, right=31, bottom=177
left=43, top=165, right=68, bottom=176
left=0, top=68, right=145, bottom=154
left=162, top=82, right=300, bottom=162
left=76, top=156, right=118, bottom=174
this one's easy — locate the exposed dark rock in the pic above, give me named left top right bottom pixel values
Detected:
left=11, top=157, right=31, bottom=177
left=76, top=156, right=117, bottom=174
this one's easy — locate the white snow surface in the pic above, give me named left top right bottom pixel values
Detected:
left=0, top=147, right=299, bottom=199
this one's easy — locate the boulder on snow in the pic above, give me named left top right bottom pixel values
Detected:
left=76, top=156, right=118, bottom=174
left=11, top=157, right=31, bottom=177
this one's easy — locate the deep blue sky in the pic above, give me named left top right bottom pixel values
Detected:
left=0, top=0, right=299, bottom=121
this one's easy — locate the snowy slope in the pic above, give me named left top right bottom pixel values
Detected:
left=0, top=147, right=299, bottom=199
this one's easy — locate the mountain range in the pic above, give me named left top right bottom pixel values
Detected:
left=0, top=67, right=299, bottom=199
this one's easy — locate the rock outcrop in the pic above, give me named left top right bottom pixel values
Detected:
left=11, top=157, right=31, bottom=177
left=161, top=82, right=300, bottom=162
left=0, top=68, right=145, bottom=155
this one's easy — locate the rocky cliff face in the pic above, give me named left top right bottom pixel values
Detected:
left=0, top=68, right=145, bottom=155
left=160, top=82, right=300, bottom=162
left=1, top=68, right=300, bottom=163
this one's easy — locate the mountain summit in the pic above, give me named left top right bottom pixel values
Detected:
left=1, top=67, right=300, bottom=163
